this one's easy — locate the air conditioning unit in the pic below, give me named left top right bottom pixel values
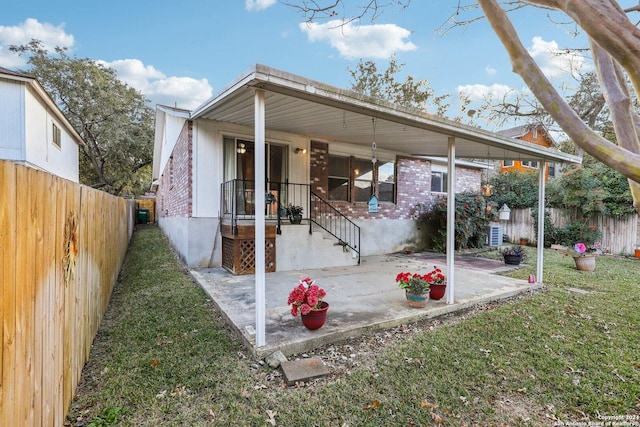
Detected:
left=488, top=223, right=503, bottom=247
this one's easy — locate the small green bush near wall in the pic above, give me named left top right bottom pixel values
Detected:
left=420, top=192, right=493, bottom=252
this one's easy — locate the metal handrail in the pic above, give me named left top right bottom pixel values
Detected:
left=220, top=180, right=361, bottom=264
left=310, top=191, right=361, bottom=265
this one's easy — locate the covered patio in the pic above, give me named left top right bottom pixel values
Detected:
left=189, top=64, right=581, bottom=349
left=191, top=252, right=540, bottom=358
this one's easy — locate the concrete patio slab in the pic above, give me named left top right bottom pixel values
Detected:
left=190, top=253, right=541, bottom=358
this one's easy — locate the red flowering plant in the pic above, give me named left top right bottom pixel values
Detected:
left=288, top=277, right=327, bottom=316
left=425, top=265, right=446, bottom=285
left=396, top=272, right=430, bottom=294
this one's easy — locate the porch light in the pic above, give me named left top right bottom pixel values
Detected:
left=236, top=142, right=246, bottom=154
left=295, top=147, right=307, bottom=154
left=499, top=204, right=511, bottom=221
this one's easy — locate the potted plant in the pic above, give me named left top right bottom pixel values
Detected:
left=519, top=237, right=530, bottom=246
left=424, top=265, right=447, bottom=300
left=286, top=204, right=303, bottom=224
left=569, top=242, right=596, bottom=271
left=500, top=245, right=527, bottom=266
left=287, top=277, right=328, bottom=330
left=396, top=271, right=430, bottom=307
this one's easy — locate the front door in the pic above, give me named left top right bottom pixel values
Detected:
left=223, top=137, right=288, bottom=215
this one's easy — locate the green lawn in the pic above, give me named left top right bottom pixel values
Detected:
left=66, top=227, right=640, bottom=426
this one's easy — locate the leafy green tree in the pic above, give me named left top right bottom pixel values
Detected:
left=10, top=40, right=154, bottom=196
left=486, top=170, right=539, bottom=209
left=348, top=55, right=452, bottom=116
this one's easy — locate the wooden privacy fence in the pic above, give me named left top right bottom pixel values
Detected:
left=503, top=207, right=640, bottom=254
left=0, top=160, right=134, bottom=426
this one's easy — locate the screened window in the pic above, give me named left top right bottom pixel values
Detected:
left=329, top=155, right=395, bottom=203
left=328, top=155, right=350, bottom=201
left=431, top=171, right=448, bottom=193
left=52, top=123, right=61, bottom=148
left=377, top=161, right=395, bottom=202
left=503, top=160, right=513, bottom=167
left=548, top=164, right=556, bottom=177
left=353, top=158, right=374, bottom=202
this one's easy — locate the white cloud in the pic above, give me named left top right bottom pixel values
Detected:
left=0, top=18, right=75, bottom=68
left=299, top=19, right=416, bottom=59
left=0, top=18, right=211, bottom=110
left=456, top=83, right=513, bottom=101
left=527, top=36, right=587, bottom=79
left=245, top=0, right=277, bottom=11
left=99, top=58, right=212, bottom=109
left=485, top=65, right=496, bottom=75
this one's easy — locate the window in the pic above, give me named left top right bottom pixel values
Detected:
left=377, top=161, right=395, bottom=203
left=328, top=155, right=396, bottom=203
left=431, top=171, right=448, bottom=193
left=548, top=164, right=556, bottom=177
left=503, top=160, right=513, bottom=167
left=328, top=155, right=350, bottom=201
left=521, top=161, right=539, bottom=169
left=52, top=123, right=61, bottom=148
left=353, top=158, right=374, bottom=202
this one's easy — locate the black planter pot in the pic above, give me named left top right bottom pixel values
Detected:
left=503, top=254, right=523, bottom=265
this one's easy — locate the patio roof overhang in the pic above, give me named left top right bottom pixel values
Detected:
left=191, top=64, right=581, bottom=164
left=187, top=64, right=576, bottom=349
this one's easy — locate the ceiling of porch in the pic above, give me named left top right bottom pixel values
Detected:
left=191, top=64, right=581, bottom=164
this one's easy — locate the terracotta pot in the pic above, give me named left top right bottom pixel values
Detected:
left=405, top=291, right=429, bottom=308
left=300, top=301, right=329, bottom=330
left=429, top=283, right=447, bottom=300
left=574, top=255, right=596, bottom=272
left=635, top=248, right=640, bottom=259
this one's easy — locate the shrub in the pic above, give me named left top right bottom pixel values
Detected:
left=420, top=192, right=491, bottom=252
left=486, top=170, right=539, bottom=209
left=531, top=208, right=556, bottom=248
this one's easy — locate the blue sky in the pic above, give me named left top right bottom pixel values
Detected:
left=2, top=0, right=632, bottom=129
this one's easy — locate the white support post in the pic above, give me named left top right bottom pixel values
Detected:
left=254, top=89, right=266, bottom=347
left=536, top=162, right=547, bottom=284
left=446, top=137, right=456, bottom=305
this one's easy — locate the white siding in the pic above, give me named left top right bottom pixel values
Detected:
left=0, top=77, right=80, bottom=182
left=192, top=120, right=222, bottom=217
left=190, top=119, right=310, bottom=218
left=158, top=113, right=187, bottom=180
left=24, top=86, right=79, bottom=182
left=0, top=79, right=26, bottom=160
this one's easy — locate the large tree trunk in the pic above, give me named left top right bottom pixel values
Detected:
left=478, top=0, right=640, bottom=213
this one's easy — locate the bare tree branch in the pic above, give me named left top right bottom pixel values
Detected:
left=477, top=0, right=640, bottom=186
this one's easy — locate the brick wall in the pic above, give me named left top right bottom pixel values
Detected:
left=157, top=121, right=193, bottom=218
left=308, top=150, right=482, bottom=221
left=455, top=166, right=482, bottom=193
left=310, top=141, right=328, bottom=197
